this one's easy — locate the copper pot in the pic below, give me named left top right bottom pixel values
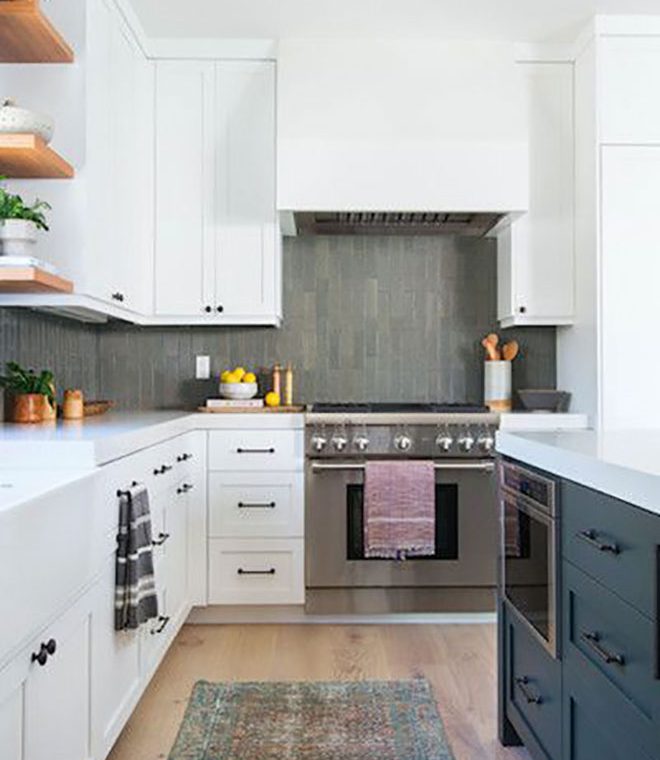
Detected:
left=11, top=393, right=47, bottom=424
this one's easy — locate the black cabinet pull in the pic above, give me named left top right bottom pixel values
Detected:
left=580, top=631, right=625, bottom=666
left=150, top=616, right=170, bottom=635
left=515, top=676, right=543, bottom=705
left=238, top=501, right=276, bottom=509
left=31, top=639, right=56, bottom=667
left=577, top=529, right=620, bottom=555
left=236, top=447, right=275, bottom=454
left=177, top=483, right=194, bottom=495
left=176, top=453, right=193, bottom=463
left=154, top=464, right=173, bottom=476
left=237, top=568, right=276, bottom=576
left=111, top=292, right=125, bottom=303
left=152, top=532, right=171, bottom=547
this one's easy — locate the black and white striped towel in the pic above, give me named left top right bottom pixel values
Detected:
left=115, top=484, right=159, bottom=631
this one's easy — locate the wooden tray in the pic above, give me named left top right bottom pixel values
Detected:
left=197, top=405, right=306, bottom=414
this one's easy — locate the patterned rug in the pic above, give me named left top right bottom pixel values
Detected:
left=169, top=679, right=454, bottom=759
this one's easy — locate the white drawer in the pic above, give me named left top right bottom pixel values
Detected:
left=208, top=430, right=302, bottom=472
left=208, top=472, right=304, bottom=538
left=208, top=539, right=304, bottom=605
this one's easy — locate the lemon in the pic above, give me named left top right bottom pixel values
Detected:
left=220, top=370, right=232, bottom=382
left=265, top=391, right=281, bottom=407
left=224, top=372, right=241, bottom=384
left=243, top=372, right=257, bottom=384
left=233, top=367, right=246, bottom=380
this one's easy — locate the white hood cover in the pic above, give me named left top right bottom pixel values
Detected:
left=277, top=40, right=529, bottom=216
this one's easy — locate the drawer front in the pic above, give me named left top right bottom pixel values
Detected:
left=563, top=562, right=660, bottom=756
left=506, top=608, right=562, bottom=760
left=562, top=479, right=660, bottom=617
left=208, top=472, right=304, bottom=538
left=208, top=430, right=302, bottom=472
left=208, top=539, right=304, bottom=605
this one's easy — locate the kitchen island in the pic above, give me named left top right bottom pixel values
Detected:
left=496, top=429, right=660, bottom=760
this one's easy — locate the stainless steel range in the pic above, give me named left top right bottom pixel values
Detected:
left=305, top=403, right=500, bottom=614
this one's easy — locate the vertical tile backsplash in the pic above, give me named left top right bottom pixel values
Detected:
left=0, top=236, right=556, bottom=410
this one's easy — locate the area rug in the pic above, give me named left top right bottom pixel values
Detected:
left=169, top=679, right=454, bottom=759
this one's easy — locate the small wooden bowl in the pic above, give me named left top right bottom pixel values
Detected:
left=83, top=400, right=114, bottom=417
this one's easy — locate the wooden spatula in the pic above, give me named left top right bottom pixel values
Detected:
left=502, top=340, right=520, bottom=362
left=482, top=333, right=501, bottom=361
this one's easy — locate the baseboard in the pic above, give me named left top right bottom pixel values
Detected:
left=186, top=605, right=496, bottom=625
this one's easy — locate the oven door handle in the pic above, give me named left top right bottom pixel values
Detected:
left=310, top=461, right=495, bottom=473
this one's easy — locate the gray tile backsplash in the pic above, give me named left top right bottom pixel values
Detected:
left=0, top=236, right=556, bottom=411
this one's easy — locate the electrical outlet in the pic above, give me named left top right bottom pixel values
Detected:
left=195, top=355, right=211, bottom=380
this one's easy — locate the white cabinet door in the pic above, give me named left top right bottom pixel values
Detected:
left=0, top=664, right=23, bottom=760
left=215, top=61, right=279, bottom=318
left=164, top=482, right=190, bottom=626
left=24, top=597, right=92, bottom=760
left=91, top=556, right=141, bottom=760
left=498, top=62, right=574, bottom=327
left=155, top=61, right=215, bottom=317
left=601, top=146, right=660, bottom=429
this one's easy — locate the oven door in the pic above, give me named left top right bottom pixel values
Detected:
left=501, top=488, right=558, bottom=657
left=305, top=460, right=497, bottom=589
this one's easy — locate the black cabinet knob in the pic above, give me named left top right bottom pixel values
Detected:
left=518, top=306, right=527, bottom=314
left=111, top=292, right=125, bottom=303
left=216, top=305, right=224, bottom=313
left=45, top=638, right=56, bottom=656
left=204, top=306, right=212, bottom=313
left=31, top=639, right=56, bottom=667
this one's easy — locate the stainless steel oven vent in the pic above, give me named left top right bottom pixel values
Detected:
left=293, top=211, right=503, bottom=237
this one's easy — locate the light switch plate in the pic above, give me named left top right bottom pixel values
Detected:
left=195, top=355, right=211, bottom=380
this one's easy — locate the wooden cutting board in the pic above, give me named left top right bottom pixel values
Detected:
left=197, top=405, right=306, bottom=414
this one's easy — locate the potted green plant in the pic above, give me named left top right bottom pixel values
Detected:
left=0, top=362, right=55, bottom=423
left=0, top=178, right=51, bottom=257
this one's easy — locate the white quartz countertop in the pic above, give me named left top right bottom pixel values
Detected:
left=497, top=429, right=660, bottom=517
left=498, top=412, right=589, bottom=432
left=0, top=410, right=305, bottom=468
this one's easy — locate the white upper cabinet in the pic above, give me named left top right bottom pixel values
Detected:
left=154, top=61, right=215, bottom=317
left=86, top=0, right=154, bottom=313
left=600, top=36, right=660, bottom=145
left=497, top=62, right=575, bottom=328
left=154, top=60, right=281, bottom=324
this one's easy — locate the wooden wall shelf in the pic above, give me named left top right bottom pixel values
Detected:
left=0, top=267, right=73, bottom=294
left=0, top=0, right=74, bottom=63
left=0, top=134, right=74, bottom=178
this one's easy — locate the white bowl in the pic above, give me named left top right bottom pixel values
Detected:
left=0, top=101, right=54, bottom=144
left=219, top=382, right=258, bottom=400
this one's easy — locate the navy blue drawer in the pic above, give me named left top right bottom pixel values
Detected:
left=562, top=479, right=660, bottom=618
left=505, top=607, right=562, bottom=760
left=563, top=562, right=660, bottom=759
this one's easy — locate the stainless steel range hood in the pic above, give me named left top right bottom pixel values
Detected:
left=291, top=211, right=504, bottom=237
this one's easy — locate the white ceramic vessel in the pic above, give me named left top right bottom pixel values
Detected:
left=219, top=382, right=258, bottom=400
left=0, top=220, right=37, bottom=256
left=0, top=100, right=54, bottom=144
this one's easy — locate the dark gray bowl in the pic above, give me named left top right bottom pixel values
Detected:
left=517, top=389, right=572, bottom=413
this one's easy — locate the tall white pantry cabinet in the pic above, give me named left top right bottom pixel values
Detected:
left=154, top=60, right=281, bottom=324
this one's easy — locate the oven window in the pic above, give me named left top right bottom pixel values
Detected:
left=504, top=505, right=550, bottom=641
left=346, top=484, right=458, bottom=560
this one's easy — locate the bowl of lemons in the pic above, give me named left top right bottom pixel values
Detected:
left=219, top=367, right=258, bottom=400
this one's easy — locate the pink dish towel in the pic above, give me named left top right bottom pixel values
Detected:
left=364, top=461, right=436, bottom=559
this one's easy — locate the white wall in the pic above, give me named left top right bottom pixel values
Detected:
left=277, top=39, right=529, bottom=212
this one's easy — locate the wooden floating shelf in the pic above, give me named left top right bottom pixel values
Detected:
left=0, top=0, right=73, bottom=63
left=0, top=267, right=73, bottom=294
left=0, top=133, right=74, bottom=178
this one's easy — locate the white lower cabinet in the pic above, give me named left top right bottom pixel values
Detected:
left=0, top=592, right=92, bottom=760
left=209, top=538, right=304, bottom=605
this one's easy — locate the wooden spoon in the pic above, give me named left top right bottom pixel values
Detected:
left=502, top=340, right=520, bottom=362
left=482, top=334, right=501, bottom=361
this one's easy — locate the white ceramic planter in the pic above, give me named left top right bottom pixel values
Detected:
left=0, top=220, right=38, bottom=256
left=484, top=360, right=512, bottom=412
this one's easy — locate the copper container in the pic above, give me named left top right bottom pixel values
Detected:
left=62, top=389, right=84, bottom=420
left=11, top=393, right=47, bottom=424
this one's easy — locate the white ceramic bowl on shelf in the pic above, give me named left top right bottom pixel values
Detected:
left=0, top=101, right=54, bottom=144
left=219, top=382, right=258, bottom=400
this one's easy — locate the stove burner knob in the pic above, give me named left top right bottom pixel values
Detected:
left=394, top=434, right=413, bottom=452
left=458, top=433, right=475, bottom=453
left=435, top=434, right=453, bottom=452
left=353, top=435, right=370, bottom=453
left=477, top=434, right=495, bottom=453
left=310, top=434, right=328, bottom=452
left=331, top=434, right=349, bottom=452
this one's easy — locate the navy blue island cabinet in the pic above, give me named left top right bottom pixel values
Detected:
left=498, top=460, right=660, bottom=760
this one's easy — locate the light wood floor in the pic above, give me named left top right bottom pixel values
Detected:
left=108, top=623, right=530, bottom=760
